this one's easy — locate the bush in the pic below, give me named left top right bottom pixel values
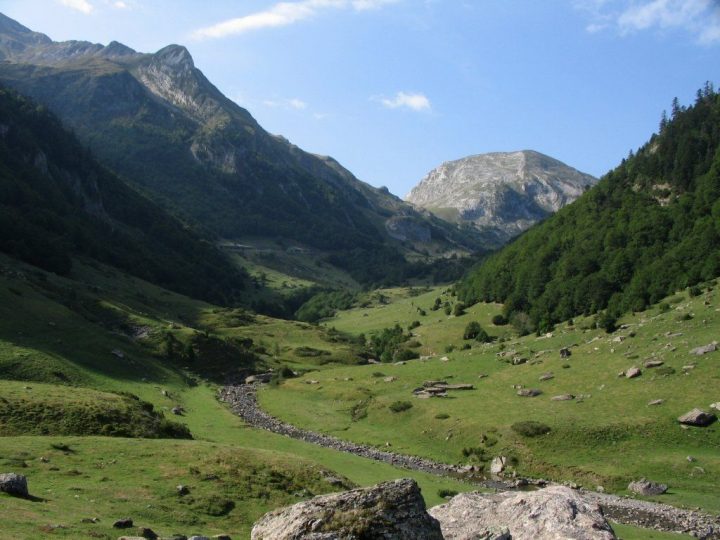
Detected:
left=394, top=349, right=420, bottom=362
left=511, top=421, right=551, bottom=437
left=656, top=366, right=676, bottom=376
left=453, top=303, right=466, bottom=316
left=388, top=401, right=413, bottom=413
left=463, top=321, right=482, bottom=340
left=437, top=489, right=458, bottom=498
left=689, top=285, right=702, bottom=297
left=492, top=314, right=508, bottom=326
left=434, top=413, right=450, bottom=419
left=408, top=320, right=421, bottom=330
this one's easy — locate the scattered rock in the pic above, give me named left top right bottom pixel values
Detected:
left=551, top=394, right=575, bottom=401
left=176, top=484, right=190, bottom=496
left=538, top=372, right=554, bottom=381
left=137, top=527, right=158, bottom=539
left=624, top=367, right=642, bottom=379
left=0, top=473, right=28, bottom=497
left=81, top=517, right=99, bottom=523
left=644, top=359, right=664, bottom=368
left=710, top=402, right=720, bottom=410
left=251, top=478, right=443, bottom=540
left=511, top=356, right=528, bottom=365
left=490, top=456, right=507, bottom=475
left=677, top=408, right=717, bottom=427
left=171, top=406, right=184, bottom=416
left=517, top=388, right=542, bottom=397
left=628, top=479, right=668, bottom=496
left=113, top=518, right=134, bottom=529
left=560, top=347, right=572, bottom=358
left=212, top=536, right=232, bottom=540
left=647, top=399, right=664, bottom=406
left=384, top=376, right=398, bottom=382
left=690, top=342, right=718, bottom=356
left=111, top=349, right=125, bottom=359
left=687, top=456, right=696, bottom=463
left=429, top=485, right=617, bottom=540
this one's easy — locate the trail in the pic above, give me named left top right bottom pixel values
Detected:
left=220, top=384, right=719, bottom=539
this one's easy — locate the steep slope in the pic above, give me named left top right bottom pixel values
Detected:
left=0, top=13, right=483, bottom=285
left=458, top=87, right=720, bottom=331
left=406, top=150, right=597, bottom=246
left=0, top=84, right=248, bottom=304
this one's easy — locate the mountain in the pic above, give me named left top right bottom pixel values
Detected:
left=0, top=13, right=484, bottom=286
left=0, top=83, right=249, bottom=304
left=458, top=86, right=720, bottom=332
left=405, top=150, right=597, bottom=246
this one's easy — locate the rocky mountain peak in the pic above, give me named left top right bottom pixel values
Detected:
left=406, top=150, right=597, bottom=246
left=152, top=44, right=194, bottom=69
left=100, top=40, right=137, bottom=58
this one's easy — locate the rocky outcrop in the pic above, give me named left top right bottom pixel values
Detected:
left=251, top=479, right=443, bottom=540
left=429, top=486, right=617, bottom=540
left=629, top=479, right=668, bottom=496
left=406, top=151, right=597, bottom=246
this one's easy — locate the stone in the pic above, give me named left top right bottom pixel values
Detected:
left=710, top=402, right=720, bottom=410
left=644, top=359, right=664, bottom=368
left=647, top=399, right=664, bottom=406
left=625, top=367, right=642, bottom=378
left=113, top=518, right=134, bottom=529
left=628, top=479, right=668, bottom=496
left=250, top=478, right=443, bottom=540
left=539, top=372, right=554, bottom=381
left=517, top=388, right=542, bottom=397
left=111, top=349, right=125, bottom=358
left=384, top=376, right=397, bottom=382
left=511, top=356, right=528, bottom=365
left=560, top=347, right=572, bottom=358
left=429, top=485, right=616, bottom=540
left=212, top=536, right=232, bottom=540
left=551, top=394, right=575, bottom=401
left=171, top=406, right=184, bottom=415
left=677, top=408, right=717, bottom=427
left=690, top=341, right=718, bottom=355
left=490, top=456, right=507, bottom=475
left=177, top=484, right=190, bottom=495
left=0, top=473, right=28, bottom=497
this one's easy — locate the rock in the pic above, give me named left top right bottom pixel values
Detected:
left=539, top=372, right=554, bottom=381
left=383, top=376, right=397, bottom=382
left=0, top=473, right=28, bottom=497
left=690, top=341, right=718, bottom=355
left=624, top=367, right=642, bottom=378
left=111, top=349, right=125, bottom=359
left=429, top=485, right=616, bottom=540
left=511, top=356, right=528, bottom=365
left=137, top=527, right=158, bottom=539
left=113, top=518, right=134, bottom=529
left=251, top=478, right=443, bottom=540
left=490, top=456, right=507, bottom=475
left=710, top=402, right=720, bottom=410
left=677, top=408, right=717, bottom=427
left=551, top=394, right=575, bottom=401
left=212, top=536, right=232, bottom=540
left=644, top=359, right=664, bottom=368
left=560, top=347, right=572, bottom=358
left=647, top=399, right=664, bottom=406
left=188, top=536, right=210, bottom=540
left=176, top=484, right=190, bottom=495
left=171, top=406, right=184, bottom=415
left=628, top=479, right=668, bottom=496
left=517, top=388, right=542, bottom=397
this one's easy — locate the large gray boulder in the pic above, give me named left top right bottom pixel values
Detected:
left=678, top=408, right=717, bottom=427
left=429, top=485, right=617, bottom=540
left=0, top=473, right=28, bottom=497
left=251, top=479, right=443, bottom=540
left=628, top=479, right=668, bottom=496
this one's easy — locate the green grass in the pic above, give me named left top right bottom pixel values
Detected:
left=263, top=284, right=720, bottom=513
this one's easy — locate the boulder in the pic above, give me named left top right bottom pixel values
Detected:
left=137, top=527, right=158, bottom=539
left=113, top=518, right=134, bottom=529
left=517, top=388, right=542, bottom=397
left=677, top=408, right=717, bottom=427
left=539, top=372, right=554, bottom=381
left=251, top=478, right=443, bottom=540
left=624, top=367, right=642, bottom=379
left=560, top=347, right=572, bottom=358
left=643, top=359, right=664, bottom=368
left=628, top=479, right=668, bottom=496
left=690, top=342, right=718, bottom=356
left=551, top=394, right=575, bottom=401
left=0, top=473, right=28, bottom=497
left=490, top=456, right=507, bottom=475
left=429, top=486, right=616, bottom=540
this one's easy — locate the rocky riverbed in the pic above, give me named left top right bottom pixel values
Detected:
left=220, top=384, right=719, bottom=538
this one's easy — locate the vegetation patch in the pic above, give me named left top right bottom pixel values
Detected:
left=388, top=401, right=413, bottom=413
left=511, top=421, right=551, bottom=438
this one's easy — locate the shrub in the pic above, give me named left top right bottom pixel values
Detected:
left=453, top=303, right=466, bottom=316
left=463, top=321, right=482, bottom=340
left=435, top=413, right=450, bottom=419
left=511, top=421, right=551, bottom=437
left=394, top=349, right=420, bottom=362
left=444, top=344, right=456, bottom=353
left=656, top=366, right=676, bottom=376
left=689, top=285, right=702, bottom=297
left=492, top=314, right=508, bottom=326
left=677, top=313, right=693, bottom=321
left=438, top=489, right=458, bottom=498
left=388, top=401, right=413, bottom=413
left=408, top=320, right=421, bottom=330
left=371, top=372, right=385, bottom=378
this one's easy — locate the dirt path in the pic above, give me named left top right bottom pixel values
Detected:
left=220, top=384, right=719, bottom=539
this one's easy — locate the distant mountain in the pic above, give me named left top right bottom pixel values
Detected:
left=406, top=150, right=597, bottom=246
left=458, top=86, right=720, bottom=332
left=0, top=13, right=484, bottom=285
left=0, top=84, right=249, bottom=304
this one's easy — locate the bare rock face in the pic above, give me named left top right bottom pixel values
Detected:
left=429, top=486, right=617, bottom=540
left=406, top=151, right=597, bottom=246
left=251, top=478, right=443, bottom=540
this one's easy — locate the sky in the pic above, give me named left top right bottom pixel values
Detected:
left=1, top=0, right=718, bottom=197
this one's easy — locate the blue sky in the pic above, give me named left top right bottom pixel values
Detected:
left=1, top=0, right=718, bottom=197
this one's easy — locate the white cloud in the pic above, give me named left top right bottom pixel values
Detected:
left=380, top=91, right=431, bottom=111
left=192, top=0, right=399, bottom=40
left=577, top=0, right=720, bottom=44
left=263, top=97, right=309, bottom=110
left=113, top=1, right=128, bottom=8
left=58, top=0, right=94, bottom=14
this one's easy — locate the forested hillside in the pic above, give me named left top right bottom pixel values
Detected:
left=459, top=85, right=720, bottom=332
left=0, top=86, right=249, bottom=304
